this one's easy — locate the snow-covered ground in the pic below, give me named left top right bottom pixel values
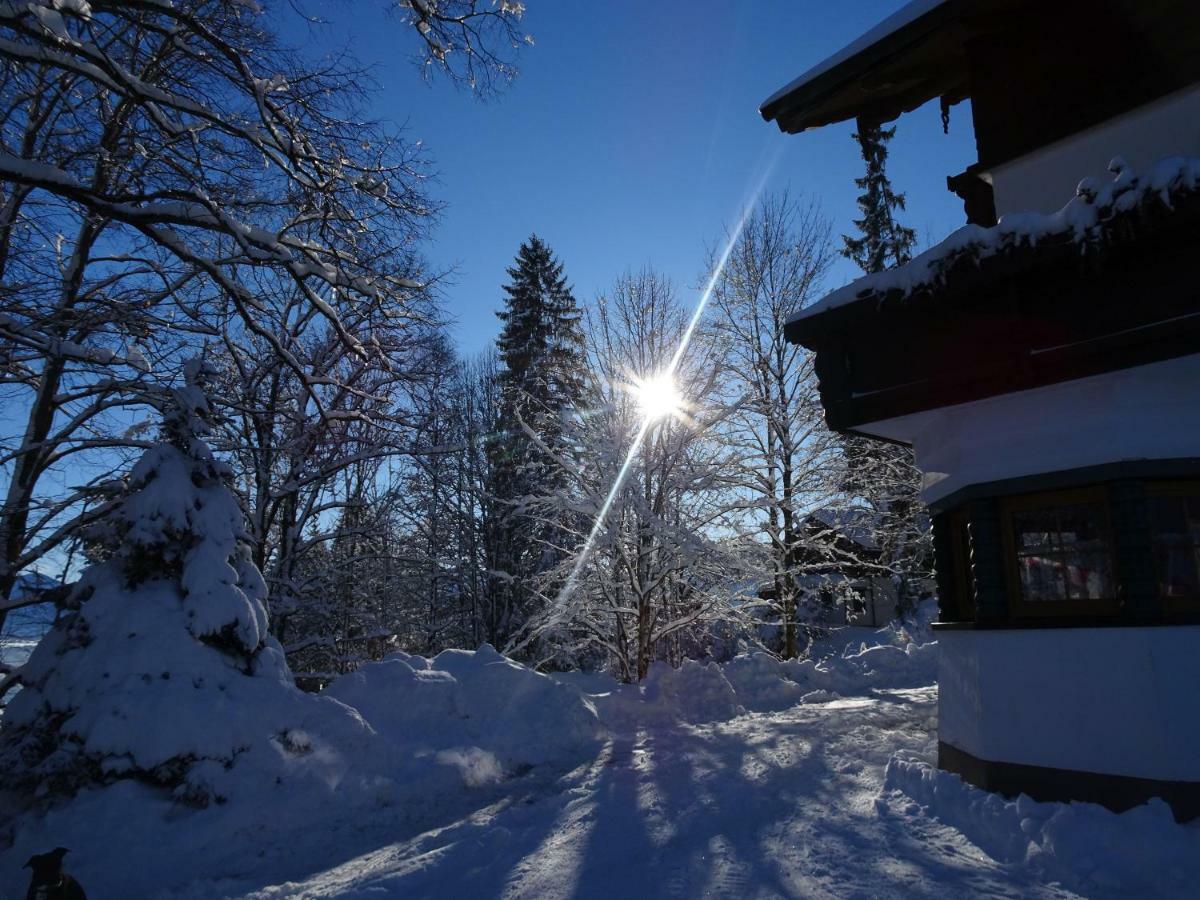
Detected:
left=2, top=606, right=1197, bottom=898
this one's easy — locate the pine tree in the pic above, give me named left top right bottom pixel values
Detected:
left=0, top=361, right=372, bottom=805
left=486, top=236, right=588, bottom=648
left=842, top=122, right=917, bottom=275
left=840, top=122, right=930, bottom=617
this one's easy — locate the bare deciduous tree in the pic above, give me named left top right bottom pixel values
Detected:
left=708, top=193, right=843, bottom=658
left=0, top=0, right=528, bottom=641
left=522, top=270, right=741, bottom=681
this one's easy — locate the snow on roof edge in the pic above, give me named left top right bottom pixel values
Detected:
left=760, top=0, right=949, bottom=115
left=787, top=154, right=1200, bottom=327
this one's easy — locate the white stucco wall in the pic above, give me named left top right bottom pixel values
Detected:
left=858, top=353, right=1200, bottom=506
left=986, top=84, right=1200, bottom=218
left=939, top=625, right=1200, bottom=781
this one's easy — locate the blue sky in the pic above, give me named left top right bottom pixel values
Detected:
left=315, top=1, right=978, bottom=357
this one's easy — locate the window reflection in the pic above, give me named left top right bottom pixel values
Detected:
left=1011, top=503, right=1114, bottom=602
left=1148, top=493, right=1200, bottom=600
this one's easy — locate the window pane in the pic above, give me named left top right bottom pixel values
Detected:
left=1069, top=550, right=1114, bottom=601
left=1018, top=554, right=1066, bottom=602
left=1011, top=503, right=1114, bottom=603
left=1149, top=495, right=1200, bottom=600
left=1013, top=508, right=1059, bottom=552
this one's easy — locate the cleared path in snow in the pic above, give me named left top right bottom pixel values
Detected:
left=243, top=687, right=1078, bottom=899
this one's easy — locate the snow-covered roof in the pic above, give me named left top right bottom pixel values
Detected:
left=808, top=507, right=882, bottom=552
left=760, top=0, right=948, bottom=114
left=788, top=154, right=1200, bottom=327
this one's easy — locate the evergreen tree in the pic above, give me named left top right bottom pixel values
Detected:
left=0, top=361, right=372, bottom=804
left=842, top=122, right=917, bottom=274
left=486, top=236, right=588, bottom=648
left=840, top=122, right=929, bottom=616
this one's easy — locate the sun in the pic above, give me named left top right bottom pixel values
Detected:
left=633, top=372, right=683, bottom=422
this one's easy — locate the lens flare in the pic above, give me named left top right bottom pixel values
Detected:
left=506, top=149, right=782, bottom=656
left=633, top=372, right=683, bottom=422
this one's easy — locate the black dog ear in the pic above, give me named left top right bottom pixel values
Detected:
left=23, top=856, right=33, bottom=868
left=52, top=847, right=70, bottom=858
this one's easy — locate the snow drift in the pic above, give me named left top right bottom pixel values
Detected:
left=325, top=644, right=604, bottom=777
left=882, top=754, right=1200, bottom=897
left=555, top=604, right=939, bottom=728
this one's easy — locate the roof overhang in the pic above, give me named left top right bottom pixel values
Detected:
left=759, top=0, right=1034, bottom=132
left=785, top=189, right=1200, bottom=433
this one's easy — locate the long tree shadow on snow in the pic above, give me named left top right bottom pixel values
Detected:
left=260, top=692, right=1074, bottom=899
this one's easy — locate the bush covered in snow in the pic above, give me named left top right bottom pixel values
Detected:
left=0, top=363, right=375, bottom=806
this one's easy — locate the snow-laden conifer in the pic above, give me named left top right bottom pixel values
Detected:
left=0, top=361, right=372, bottom=805
left=487, top=236, right=588, bottom=647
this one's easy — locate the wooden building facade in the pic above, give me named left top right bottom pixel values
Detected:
left=762, top=0, right=1200, bottom=820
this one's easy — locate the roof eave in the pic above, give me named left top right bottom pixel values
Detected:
left=759, top=0, right=967, bottom=133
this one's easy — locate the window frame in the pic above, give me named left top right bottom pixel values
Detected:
left=999, top=486, right=1120, bottom=617
left=947, top=508, right=976, bottom=621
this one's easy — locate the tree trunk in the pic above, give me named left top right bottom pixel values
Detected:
left=0, top=356, right=65, bottom=632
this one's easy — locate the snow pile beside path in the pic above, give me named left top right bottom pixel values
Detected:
left=720, top=639, right=936, bottom=712
left=881, top=754, right=1200, bottom=897
left=555, top=603, right=940, bottom=727
left=598, top=659, right=745, bottom=729
left=805, top=639, right=938, bottom=694
left=730, top=601, right=939, bottom=711
left=325, top=644, right=603, bottom=777
left=1, top=646, right=602, bottom=897
left=721, top=653, right=810, bottom=710
left=642, top=659, right=744, bottom=723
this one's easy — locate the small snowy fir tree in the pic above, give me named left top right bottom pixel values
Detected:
left=0, top=360, right=372, bottom=806
left=842, top=122, right=917, bottom=275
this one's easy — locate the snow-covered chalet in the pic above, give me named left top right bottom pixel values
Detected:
left=761, top=0, right=1200, bottom=820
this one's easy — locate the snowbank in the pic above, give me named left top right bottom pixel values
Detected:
left=576, top=659, right=746, bottom=731
left=7, top=593, right=1199, bottom=898
left=554, top=601, right=940, bottom=727
left=731, top=638, right=937, bottom=710
left=325, top=644, right=604, bottom=777
left=0, top=644, right=608, bottom=897
left=881, top=754, right=1200, bottom=897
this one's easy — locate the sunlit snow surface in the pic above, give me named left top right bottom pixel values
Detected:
left=3, top=603, right=1198, bottom=898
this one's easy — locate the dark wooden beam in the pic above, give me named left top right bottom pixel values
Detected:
left=938, top=741, right=1200, bottom=822
left=787, top=192, right=1200, bottom=432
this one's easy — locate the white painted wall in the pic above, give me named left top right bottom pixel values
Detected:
left=845, top=576, right=897, bottom=627
left=986, top=84, right=1200, bottom=218
left=859, top=352, right=1200, bottom=506
left=939, top=625, right=1200, bottom=781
